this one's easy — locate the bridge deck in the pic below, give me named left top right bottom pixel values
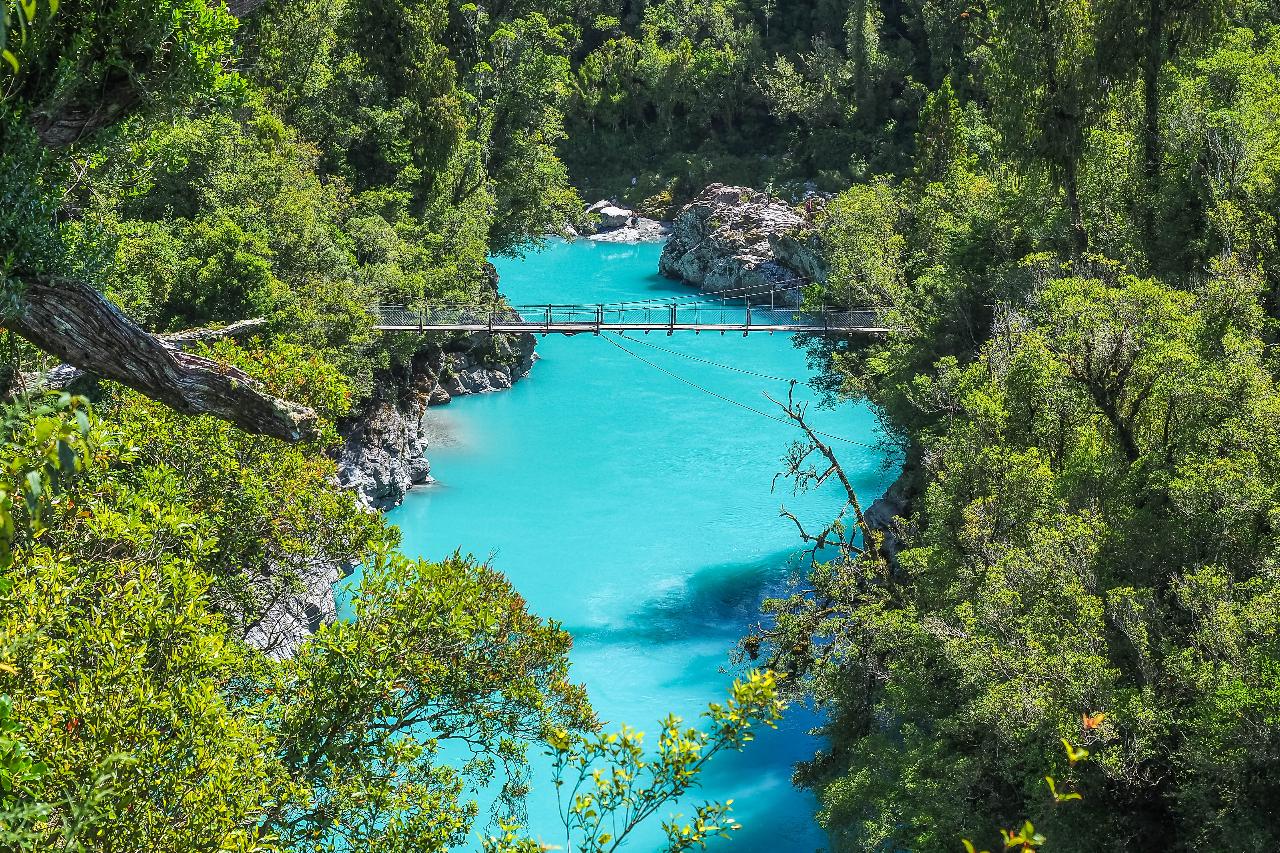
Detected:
left=374, top=323, right=890, bottom=334
left=372, top=303, right=889, bottom=335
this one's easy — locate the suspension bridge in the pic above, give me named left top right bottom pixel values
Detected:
left=369, top=287, right=893, bottom=447
left=373, top=299, right=889, bottom=335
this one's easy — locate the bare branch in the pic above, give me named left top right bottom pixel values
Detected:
left=161, top=317, right=270, bottom=348
left=766, top=382, right=882, bottom=564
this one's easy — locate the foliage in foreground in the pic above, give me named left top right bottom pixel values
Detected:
left=0, top=389, right=780, bottom=851
left=0, top=2, right=790, bottom=850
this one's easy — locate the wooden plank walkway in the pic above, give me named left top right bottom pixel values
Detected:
left=373, top=303, right=890, bottom=335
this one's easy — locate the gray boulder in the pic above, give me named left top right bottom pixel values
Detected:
left=658, top=184, right=827, bottom=306
left=596, top=204, right=634, bottom=229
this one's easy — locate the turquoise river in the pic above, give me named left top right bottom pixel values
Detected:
left=343, top=239, right=895, bottom=850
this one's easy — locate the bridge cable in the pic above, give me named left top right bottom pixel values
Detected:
left=599, top=334, right=882, bottom=450
left=616, top=332, right=798, bottom=383
left=598, top=275, right=811, bottom=306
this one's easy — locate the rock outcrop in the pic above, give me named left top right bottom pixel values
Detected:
left=336, top=331, right=535, bottom=510
left=863, top=461, right=920, bottom=564
left=658, top=184, right=827, bottom=306
left=582, top=199, right=671, bottom=243
left=243, top=556, right=351, bottom=660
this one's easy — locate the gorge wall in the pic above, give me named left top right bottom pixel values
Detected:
left=336, top=330, right=536, bottom=510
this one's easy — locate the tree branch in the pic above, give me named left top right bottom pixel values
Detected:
left=766, top=383, right=882, bottom=564
left=33, top=86, right=140, bottom=148
left=4, top=276, right=316, bottom=442
left=161, top=317, right=270, bottom=348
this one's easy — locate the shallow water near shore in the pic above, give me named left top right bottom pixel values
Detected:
left=340, top=239, right=896, bottom=850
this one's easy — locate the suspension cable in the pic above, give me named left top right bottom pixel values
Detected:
left=616, top=333, right=798, bottom=383
left=598, top=334, right=882, bottom=450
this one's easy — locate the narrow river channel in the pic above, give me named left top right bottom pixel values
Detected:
left=354, top=239, right=895, bottom=850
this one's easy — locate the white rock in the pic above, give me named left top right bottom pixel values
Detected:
left=597, top=205, right=634, bottom=229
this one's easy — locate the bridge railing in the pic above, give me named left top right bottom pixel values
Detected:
left=373, top=302, right=888, bottom=332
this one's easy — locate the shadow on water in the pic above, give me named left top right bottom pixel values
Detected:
left=560, top=545, right=834, bottom=852
left=567, top=546, right=813, bottom=646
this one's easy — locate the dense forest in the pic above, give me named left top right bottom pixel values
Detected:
left=2, top=0, right=1280, bottom=851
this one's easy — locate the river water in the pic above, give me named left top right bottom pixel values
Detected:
left=359, top=239, right=894, bottom=850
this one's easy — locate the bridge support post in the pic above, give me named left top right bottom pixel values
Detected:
left=744, top=300, right=750, bottom=337
left=595, top=304, right=603, bottom=335
left=668, top=304, right=676, bottom=336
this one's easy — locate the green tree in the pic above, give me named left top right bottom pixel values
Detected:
left=983, top=0, right=1103, bottom=251
left=775, top=262, right=1280, bottom=851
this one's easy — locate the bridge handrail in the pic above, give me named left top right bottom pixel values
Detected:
left=375, top=302, right=892, bottom=313
left=370, top=301, right=892, bottom=336
left=372, top=282, right=817, bottom=313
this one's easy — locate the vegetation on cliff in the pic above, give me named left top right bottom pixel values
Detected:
left=0, top=2, right=779, bottom=850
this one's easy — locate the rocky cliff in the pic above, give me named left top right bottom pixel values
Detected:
left=336, top=330, right=535, bottom=510
left=658, top=184, right=827, bottom=306
left=249, top=329, right=534, bottom=659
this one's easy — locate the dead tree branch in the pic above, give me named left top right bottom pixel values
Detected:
left=162, top=317, right=270, bottom=348
left=766, top=382, right=882, bottom=566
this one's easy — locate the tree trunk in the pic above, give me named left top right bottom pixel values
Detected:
left=1065, top=157, right=1088, bottom=254
left=1141, top=0, right=1164, bottom=252
left=4, top=277, right=316, bottom=442
left=850, top=0, right=869, bottom=103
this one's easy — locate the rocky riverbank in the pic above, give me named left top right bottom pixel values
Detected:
left=250, top=328, right=534, bottom=658
left=565, top=199, right=671, bottom=243
left=336, top=330, right=535, bottom=510
left=658, top=184, right=827, bottom=306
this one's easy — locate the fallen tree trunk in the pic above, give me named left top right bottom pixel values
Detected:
left=4, top=277, right=316, bottom=442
